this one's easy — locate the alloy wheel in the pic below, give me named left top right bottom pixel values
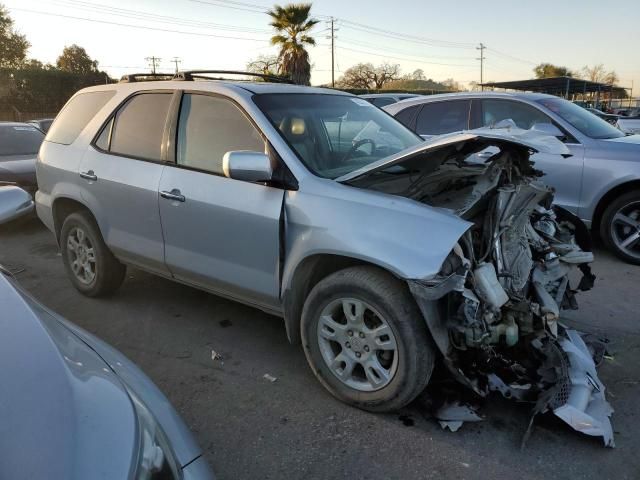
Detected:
left=317, top=297, right=398, bottom=392
left=610, top=201, right=640, bottom=261
left=66, top=226, right=96, bottom=285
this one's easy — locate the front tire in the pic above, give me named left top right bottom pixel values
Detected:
left=301, top=266, right=435, bottom=412
left=600, top=191, right=640, bottom=265
left=60, top=212, right=126, bottom=296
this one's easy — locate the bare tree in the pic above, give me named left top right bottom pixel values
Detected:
left=442, top=78, right=461, bottom=91
left=371, top=63, right=400, bottom=89
left=247, top=54, right=279, bottom=76
left=410, top=68, right=426, bottom=81
left=337, top=63, right=376, bottom=89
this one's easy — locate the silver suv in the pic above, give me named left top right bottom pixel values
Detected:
left=36, top=74, right=611, bottom=440
left=385, top=92, right=640, bottom=264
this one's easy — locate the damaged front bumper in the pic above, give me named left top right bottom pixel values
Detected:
left=407, top=207, right=613, bottom=447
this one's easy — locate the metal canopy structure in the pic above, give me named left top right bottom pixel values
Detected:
left=481, top=76, right=627, bottom=98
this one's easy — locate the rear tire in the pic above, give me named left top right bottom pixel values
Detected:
left=60, top=212, right=126, bottom=296
left=600, top=191, right=640, bottom=265
left=301, top=266, right=435, bottom=412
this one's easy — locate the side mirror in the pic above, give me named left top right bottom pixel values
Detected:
left=222, top=151, right=273, bottom=183
left=531, top=123, right=564, bottom=138
left=0, top=186, right=34, bottom=225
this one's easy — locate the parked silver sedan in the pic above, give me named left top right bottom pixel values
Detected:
left=35, top=78, right=612, bottom=445
left=0, top=187, right=214, bottom=480
left=385, top=92, right=640, bottom=264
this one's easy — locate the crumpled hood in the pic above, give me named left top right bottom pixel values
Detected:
left=0, top=272, right=136, bottom=480
left=336, top=127, right=570, bottom=183
left=602, top=132, right=640, bottom=144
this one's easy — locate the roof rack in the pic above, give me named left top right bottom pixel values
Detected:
left=173, top=70, right=293, bottom=84
left=119, top=73, right=175, bottom=83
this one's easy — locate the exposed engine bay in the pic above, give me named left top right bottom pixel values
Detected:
left=348, top=132, right=614, bottom=447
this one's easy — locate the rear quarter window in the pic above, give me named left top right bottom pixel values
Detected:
left=46, top=91, right=116, bottom=145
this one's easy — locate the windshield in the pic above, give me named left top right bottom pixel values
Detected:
left=536, top=98, right=624, bottom=139
left=254, top=93, right=422, bottom=178
left=0, top=124, right=45, bottom=156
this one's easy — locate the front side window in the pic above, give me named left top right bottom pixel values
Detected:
left=176, top=94, right=265, bottom=175
left=110, top=93, right=172, bottom=161
left=46, top=91, right=115, bottom=145
left=415, top=100, right=470, bottom=136
left=0, top=125, right=44, bottom=155
left=537, top=98, right=625, bottom=139
left=254, top=93, right=421, bottom=179
left=480, top=99, right=550, bottom=129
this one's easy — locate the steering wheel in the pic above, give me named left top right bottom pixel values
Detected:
left=343, top=138, right=376, bottom=161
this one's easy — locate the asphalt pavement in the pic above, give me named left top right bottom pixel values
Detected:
left=1, top=216, right=639, bottom=480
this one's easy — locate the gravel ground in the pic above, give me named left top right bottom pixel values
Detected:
left=1, top=216, right=639, bottom=480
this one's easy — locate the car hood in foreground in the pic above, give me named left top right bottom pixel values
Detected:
left=335, top=127, right=570, bottom=183
left=0, top=272, right=136, bottom=480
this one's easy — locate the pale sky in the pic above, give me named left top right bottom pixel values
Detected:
left=5, top=0, right=640, bottom=93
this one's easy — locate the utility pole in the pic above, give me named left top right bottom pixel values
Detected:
left=145, top=56, right=161, bottom=74
left=326, top=18, right=338, bottom=88
left=171, top=57, right=182, bottom=74
left=476, top=43, right=486, bottom=90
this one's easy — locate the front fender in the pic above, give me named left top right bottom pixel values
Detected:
left=281, top=182, right=472, bottom=294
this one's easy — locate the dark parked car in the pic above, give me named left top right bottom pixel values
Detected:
left=28, top=118, right=55, bottom=133
left=585, top=107, right=618, bottom=125
left=359, top=93, right=421, bottom=108
left=0, top=122, right=43, bottom=194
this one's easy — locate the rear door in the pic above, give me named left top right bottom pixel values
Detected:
left=158, top=92, right=284, bottom=309
left=79, top=91, right=174, bottom=275
left=474, top=99, right=585, bottom=215
left=413, top=100, right=471, bottom=140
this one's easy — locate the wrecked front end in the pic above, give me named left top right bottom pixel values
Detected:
left=349, top=132, right=614, bottom=446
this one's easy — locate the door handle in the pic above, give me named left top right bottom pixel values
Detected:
left=477, top=151, right=494, bottom=159
left=79, top=170, right=98, bottom=181
left=160, top=189, right=185, bottom=202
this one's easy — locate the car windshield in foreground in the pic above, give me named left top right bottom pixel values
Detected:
left=254, top=93, right=423, bottom=178
left=537, top=98, right=624, bottom=139
left=0, top=124, right=45, bottom=156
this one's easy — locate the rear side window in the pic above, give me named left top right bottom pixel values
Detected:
left=46, top=91, right=115, bottom=145
left=415, top=100, right=470, bottom=135
left=481, top=99, right=549, bottom=129
left=176, top=94, right=264, bottom=175
left=110, top=93, right=172, bottom=161
left=394, top=105, right=420, bottom=129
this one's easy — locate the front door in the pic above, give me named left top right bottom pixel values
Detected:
left=158, top=93, right=284, bottom=309
left=79, top=91, right=174, bottom=275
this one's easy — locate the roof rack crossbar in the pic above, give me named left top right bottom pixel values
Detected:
left=119, top=73, right=175, bottom=83
left=173, top=70, right=293, bottom=84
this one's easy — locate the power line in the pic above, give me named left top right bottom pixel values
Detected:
left=7, top=7, right=270, bottom=42
left=336, top=45, right=477, bottom=68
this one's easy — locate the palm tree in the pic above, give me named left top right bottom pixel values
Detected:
left=268, top=3, right=318, bottom=85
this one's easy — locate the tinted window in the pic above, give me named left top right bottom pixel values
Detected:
left=415, top=100, right=469, bottom=135
left=95, top=118, right=113, bottom=151
left=372, top=97, right=396, bottom=107
left=0, top=124, right=44, bottom=155
left=481, top=99, right=550, bottom=129
left=46, top=91, right=115, bottom=145
left=537, top=98, right=625, bottom=139
left=177, top=94, right=264, bottom=175
left=395, top=105, right=420, bottom=129
left=110, top=93, right=172, bottom=161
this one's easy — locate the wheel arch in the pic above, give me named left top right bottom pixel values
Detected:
left=52, top=197, right=99, bottom=245
left=281, top=253, right=407, bottom=345
left=591, top=179, right=640, bottom=234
